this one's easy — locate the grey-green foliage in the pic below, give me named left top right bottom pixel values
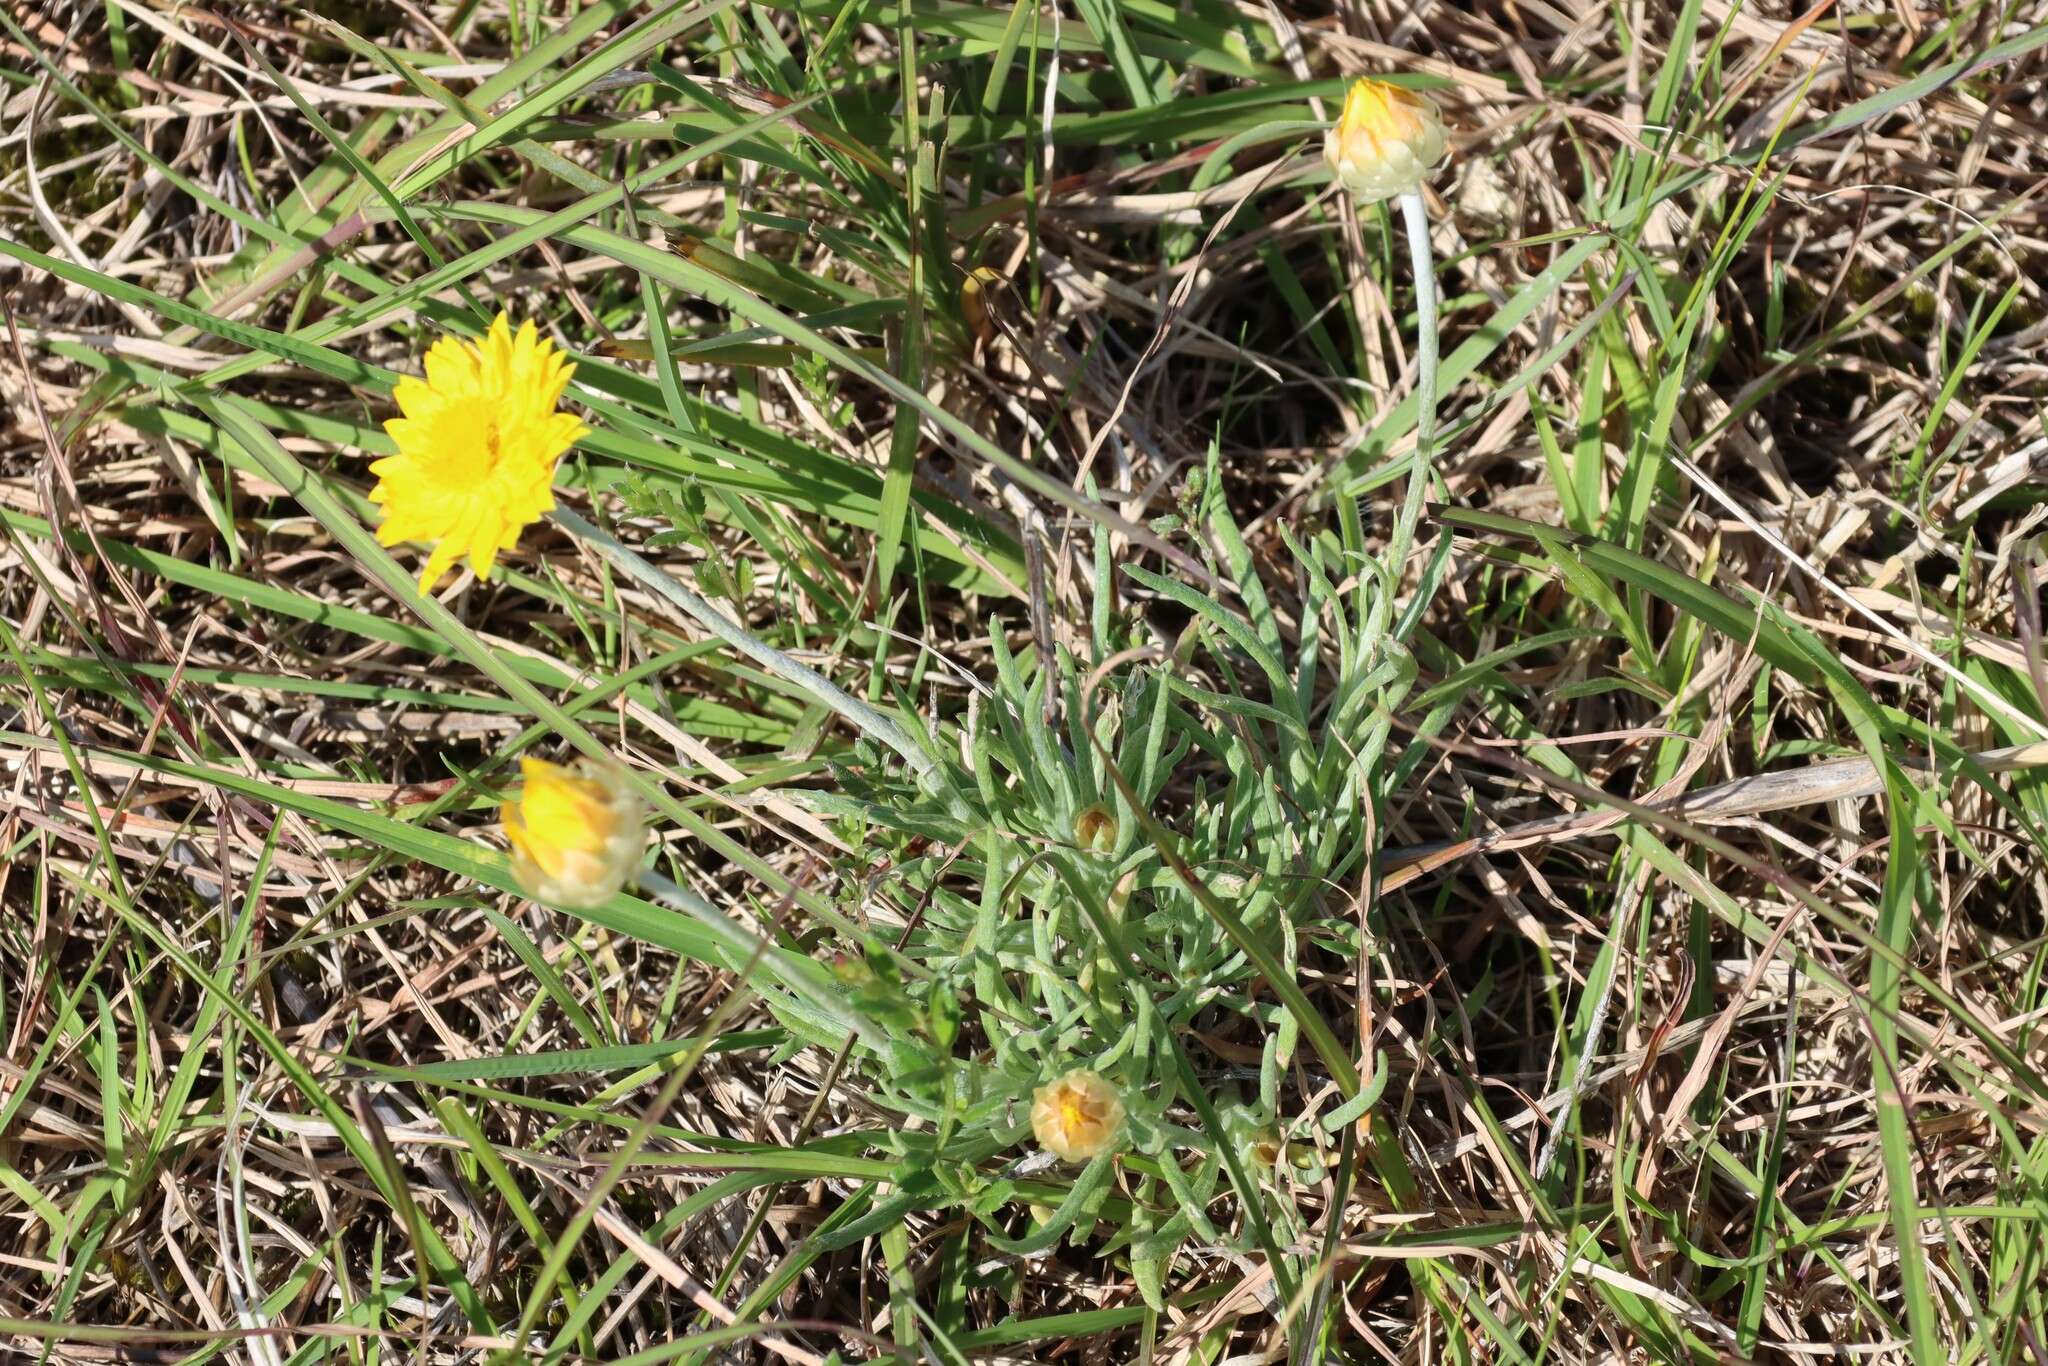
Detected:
left=802, top=455, right=1420, bottom=1288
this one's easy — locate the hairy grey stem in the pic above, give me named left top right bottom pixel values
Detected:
left=1389, top=189, right=1438, bottom=575
left=552, top=504, right=934, bottom=780
left=634, top=869, right=875, bottom=1045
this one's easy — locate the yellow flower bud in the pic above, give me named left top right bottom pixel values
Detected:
left=1323, top=77, right=1448, bottom=206
left=1030, top=1069, right=1124, bottom=1162
left=1073, top=804, right=1118, bottom=854
left=501, top=757, right=646, bottom=908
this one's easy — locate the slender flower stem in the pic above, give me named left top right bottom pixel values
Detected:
left=635, top=868, right=877, bottom=1043
left=551, top=504, right=935, bottom=779
left=1390, top=189, right=1438, bottom=581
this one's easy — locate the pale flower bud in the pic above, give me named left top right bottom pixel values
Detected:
left=501, top=757, right=646, bottom=909
left=1030, top=1069, right=1124, bottom=1162
left=1323, top=77, right=1448, bottom=206
left=1073, top=804, right=1118, bottom=854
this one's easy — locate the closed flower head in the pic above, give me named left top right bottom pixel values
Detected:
left=1324, top=77, right=1447, bottom=206
left=371, top=312, right=587, bottom=590
left=1031, top=1069, right=1124, bottom=1162
left=502, top=757, right=645, bottom=909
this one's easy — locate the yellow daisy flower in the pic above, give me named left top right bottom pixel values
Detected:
left=371, top=312, right=587, bottom=590
left=1030, top=1069, right=1124, bottom=1162
left=501, top=756, right=645, bottom=909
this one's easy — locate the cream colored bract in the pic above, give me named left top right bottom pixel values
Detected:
left=1323, top=77, right=1448, bottom=206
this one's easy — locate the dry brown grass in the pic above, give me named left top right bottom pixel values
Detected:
left=3, top=1, right=2048, bottom=1362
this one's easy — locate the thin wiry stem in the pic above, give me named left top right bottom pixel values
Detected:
left=551, top=504, right=935, bottom=779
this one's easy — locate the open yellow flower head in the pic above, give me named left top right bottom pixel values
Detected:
left=1031, top=1070, right=1124, bottom=1162
left=501, top=757, right=645, bottom=909
left=371, top=312, right=587, bottom=590
left=1324, top=77, right=1448, bottom=206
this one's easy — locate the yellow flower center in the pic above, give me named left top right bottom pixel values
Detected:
left=1031, top=1070, right=1124, bottom=1161
left=436, top=401, right=505, bottom=485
